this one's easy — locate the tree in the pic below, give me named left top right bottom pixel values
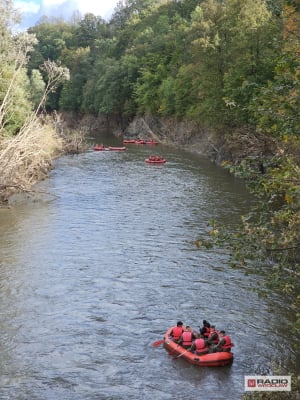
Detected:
left=29, top=69, right=46, bottom=109
left=59, top=47, right=90, bottom=111
left=250, top=3, right=300, bottom=136
left=181, top=0, right=229, bottom=124
left=222, top=0, right=280, bottom=125
left=75, top=13, right=108, bottom=51
left=0, top=0, right=37, bottom=135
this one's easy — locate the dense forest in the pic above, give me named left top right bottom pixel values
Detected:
left=26, top=0, right=299, bottom=132
left=1, top=0, right=299, bottom=139
left=0, top=0, right=299, bottom=393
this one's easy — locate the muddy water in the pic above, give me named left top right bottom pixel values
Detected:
left=0, top=141, right=297, bottom=399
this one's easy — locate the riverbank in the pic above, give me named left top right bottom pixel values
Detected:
left=1, top=111, right=297, bottom=204
left=0, top=115, right=88, bottom=206
left=58, top=112, right=278, bottom=166
left=0, top=120, right=61, bottom=205
left=123, top=114, right=278, bottom=166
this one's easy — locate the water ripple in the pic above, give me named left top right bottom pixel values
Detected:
left=0, top=145, right=297, bottom=399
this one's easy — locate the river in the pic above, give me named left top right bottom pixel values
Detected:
left=0, top=137, right=298, bottom=399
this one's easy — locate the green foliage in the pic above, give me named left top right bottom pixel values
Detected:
left=0, top=2, right=38, bottom=135
left=249, top=3, right=300, bottom=136
left=134, top=64, right=164, bottom=114
left=250, top=50, right=300, bottom=136
left=158, top=77, right=176, bottom=116
left=91, top=58, right=123, bottom=114
left=1, top=68, right=32, bottom=135
left=29, top=69, right=46, bottom=109
left=27, top=20, right=76, bottom=111
left=75, top=13, right=108, bottom=50
left=172, top=65, right=198, bottom=119
left=196, top=142, right=300, bottom=349
left=25, top=0, right=297, bottom=135
left=28, top=20, right=74, bottom=63
left=59, top=47, right=91, bottom=111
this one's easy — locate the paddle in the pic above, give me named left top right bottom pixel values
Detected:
left=152, top=339, right=164, bottom=347
left=176, top=349, right=189, bottom=358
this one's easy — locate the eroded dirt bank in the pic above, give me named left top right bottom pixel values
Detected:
left=60, top=112, right=276, bottom=165
left=0, top=110, right=278, bottom=206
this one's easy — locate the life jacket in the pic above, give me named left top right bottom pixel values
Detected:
left=194, top=338, right=209, bottom=353
left=221, top=335, right=233, bottom=349
left=181, top=331, right=193, bottom=346
left=203, top=326, right=211, bottom=338
left=208, top=329, right=219, bottom=344
left=171, top=326, right=183, bottom=341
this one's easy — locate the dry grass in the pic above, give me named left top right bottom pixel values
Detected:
left=0, top=119, right=64, bottom=203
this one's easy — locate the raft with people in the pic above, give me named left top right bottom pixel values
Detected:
left=145, top=155, right=166, bottom=164
left=153, top=322, right=234, bottom=367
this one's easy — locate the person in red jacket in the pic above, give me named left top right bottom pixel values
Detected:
left=206, top=325, right=219, bottom=345
left=178, top=326, right=197, bottom=349
left=169, top=321, right=184, bottom=343
left=190, top=335, right=210, bottom=355
left=199, top=320, right=211, bottom=338
left=212, top=330, right=234, bottom=352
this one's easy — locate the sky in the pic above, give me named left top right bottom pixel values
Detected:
left=14, top=0, right=120, bottom=29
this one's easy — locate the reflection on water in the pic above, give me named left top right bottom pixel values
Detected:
left=0, top=142, right=298, bottom=399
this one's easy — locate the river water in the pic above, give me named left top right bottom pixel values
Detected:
left=0, top=138, right=298, bottom=400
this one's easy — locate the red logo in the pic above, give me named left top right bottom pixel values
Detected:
left=247, top=379, right=256, bottom=388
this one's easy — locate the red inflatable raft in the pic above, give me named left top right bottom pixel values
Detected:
left=123, top=139, right=159, bottom=145
left=93, top=145, right=105, bottom=151
left=108, top=146, right=127, bottom=151
left=145, top=157, right=166, bottom=164
left=145, top=140, right=159, bottom=145
left=163, top=327, right=233, bottom=367
left=123, top=139, right=136, bottom=144
left=135, top=139, right=159, bottom=145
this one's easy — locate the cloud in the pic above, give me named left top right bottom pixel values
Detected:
left=15, top=0, right=40, bottom=14
left=41, top=0, right=115, bottom=17
left=39, top=0, right=80, bottom=19
left=15, top=0, right=118, bottom=30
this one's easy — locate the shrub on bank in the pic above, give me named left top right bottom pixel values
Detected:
left=0, top=120, right=63, bottom=204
